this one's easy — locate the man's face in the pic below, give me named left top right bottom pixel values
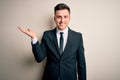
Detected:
left=54, top=9, right=70, bottom=30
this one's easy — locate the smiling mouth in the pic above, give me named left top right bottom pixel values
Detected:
left=60, top=22, right=65, bottom=25
left=59, top=24, right=65, bottom=27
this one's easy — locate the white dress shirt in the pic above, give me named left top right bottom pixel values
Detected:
left=56, top=27, right=68, bottom=51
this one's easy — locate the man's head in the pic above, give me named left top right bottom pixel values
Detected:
left=54, top=3, right=70, bottom=14
left=54, top=3, right=71, bottom=30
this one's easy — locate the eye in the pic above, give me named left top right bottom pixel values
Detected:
left=56, top=16, right=61, bottom=18
left=64, top=16, right=68, bottom=18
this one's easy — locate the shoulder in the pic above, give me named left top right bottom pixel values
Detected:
left=69, top=28, right=84, bottom=45
left=69, top=28, right=82, bottom=37
left=69, top=29, right=84, bottom=45
left=44, top=28, right=56, bottom=34
left=69, top=28, right=84, bottom=42
left=42, top=28, right=56, bottom=39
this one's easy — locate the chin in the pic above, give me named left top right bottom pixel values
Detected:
left=58, top=26, right=66, bottom=30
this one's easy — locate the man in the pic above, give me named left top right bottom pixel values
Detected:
left=18, top=3, right=86, bottom=80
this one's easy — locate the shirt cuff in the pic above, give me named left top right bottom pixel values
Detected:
left=31, top=37, right=38, bottom=44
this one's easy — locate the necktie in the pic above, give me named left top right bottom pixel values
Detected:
left=59, top=32, right=64, bottom=55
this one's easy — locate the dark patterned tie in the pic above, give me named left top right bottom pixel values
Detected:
left=59, top=32, right=64, bottom=55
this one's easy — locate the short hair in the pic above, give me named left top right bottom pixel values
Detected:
left=54, top=3, right=70, bottom=14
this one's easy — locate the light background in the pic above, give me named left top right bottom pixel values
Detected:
left=0, top=0, right=120, bottom=80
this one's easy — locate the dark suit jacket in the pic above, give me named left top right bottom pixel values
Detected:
left=32, top=28, right=86, bottom=80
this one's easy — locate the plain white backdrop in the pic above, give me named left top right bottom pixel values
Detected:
left=0, top=0, right=120, bottom=80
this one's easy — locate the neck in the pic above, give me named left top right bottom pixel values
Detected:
left=57, top=27, right=68, bottom=31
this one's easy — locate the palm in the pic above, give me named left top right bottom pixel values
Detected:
left=18, top=27, right=36, bottom=39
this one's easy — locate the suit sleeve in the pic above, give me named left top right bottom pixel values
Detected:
left=31, top=32, right=47, bottom=63
left=77, top=33, right=86, bottom=80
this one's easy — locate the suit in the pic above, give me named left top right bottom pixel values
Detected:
left=32, top=28, right=86, bottom=80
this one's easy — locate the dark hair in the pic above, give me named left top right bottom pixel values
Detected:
left=54, top=3, right=70, bottom=14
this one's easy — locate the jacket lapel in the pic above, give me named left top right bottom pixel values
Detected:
left=52, top=28, right=61, bottom=59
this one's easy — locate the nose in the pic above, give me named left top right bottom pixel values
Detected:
left=61, top=17, right=64, bottom=23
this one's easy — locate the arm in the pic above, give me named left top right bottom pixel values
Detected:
left=18, top=27, right=47, bottom=62
left=77, top=34, right=86, bottom=80
left=32, top=33, right=47, bottom=62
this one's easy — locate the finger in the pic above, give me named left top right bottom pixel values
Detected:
left=27, top=28, right=31, bottom=31
left=18, top=26, right=21, bottom=30
left=18, top=27, right=25, bottom=33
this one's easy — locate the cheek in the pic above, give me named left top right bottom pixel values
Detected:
left=55, top=19, right=60, bottom=23
left=66, top=18, right=70, bottom=23
left=67, top=17, right=70, bottom=21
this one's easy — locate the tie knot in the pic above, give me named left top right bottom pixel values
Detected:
left=60, top=32, right=64, bottom=35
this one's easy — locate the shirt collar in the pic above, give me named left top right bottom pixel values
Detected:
left=56, top=27, right=68, bottom=34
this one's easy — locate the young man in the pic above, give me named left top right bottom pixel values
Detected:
left=18, top=3, right=86, bottom=80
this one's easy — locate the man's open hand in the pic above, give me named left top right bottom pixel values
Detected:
left=18, top=27, right=36, bottom=39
